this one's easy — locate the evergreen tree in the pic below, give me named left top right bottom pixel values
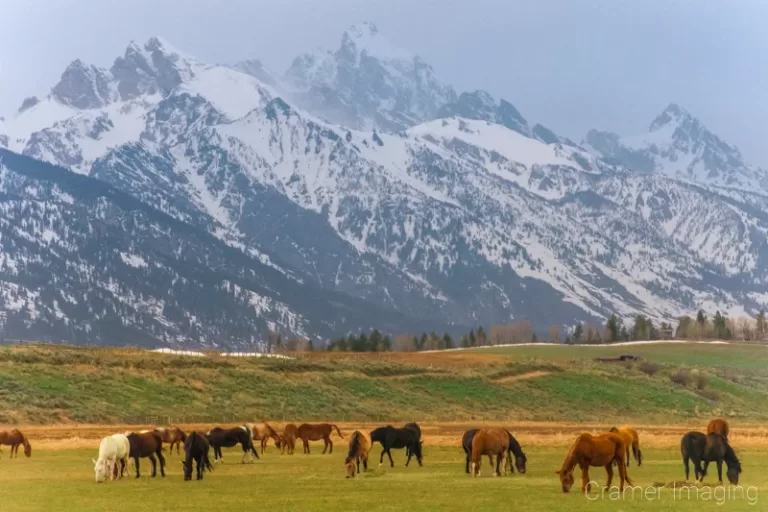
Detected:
left=369, top=329, right=383, bottom=352
left=758, top=310, right=767, bottom=340
left=605, top=314, right=620, bottom=342
left=476, top=326, right=487, bottom=347
left=531, top=332, right=538, bottom=343
left=460, top=335, right=470, bottom=348
left=468, top=329, right=477, bottom=347
left=380, top=335, right=392, bottom=352
left=307, top=339, right=314, bottom=352
left=572, top=324, right=583, bottom=344
left=443, top=333, right=454, bottom=349
left=418, top=333, right=427, bottom=351
left=620, top=326, right=630, bottom=341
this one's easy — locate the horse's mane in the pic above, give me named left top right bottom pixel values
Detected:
left=11, top=429, right=30, bottom=449
left=505, top=430, right=526, bottom=460
left=346, top=431, right=362, bottom=463
left=560, top=434, right=589, bottom=473
left=724, top=444, right=742, bottom=471
left=369, top=426, right=391, bottom=441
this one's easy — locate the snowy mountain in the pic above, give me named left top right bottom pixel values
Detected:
left=585, top=103, right=768, bottom=192
left=2, top=31, right=768, bottom=347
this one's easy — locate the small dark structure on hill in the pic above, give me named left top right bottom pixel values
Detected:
left=594, top=354, right=642, bottom=363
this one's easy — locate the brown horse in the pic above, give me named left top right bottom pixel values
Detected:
left=281, top=424, right=298, bottom=455
left=0, top=429, right=31, bottom=458
left=609, top=426, right=642, bottom=466
left=556, top=433, right=633, bottom=493
left=246, top=422, right=283, bottom=453
left=469, top=427, right=509, bottom=477
left=296, top=423, right=344, bottom=454
left=707, top=418, right=729, bottom=440
left=154, top=427, right=187, bottom=455
left=127, top=431, right=166, bottom=478
left=345, top=431, right=371, bottom=478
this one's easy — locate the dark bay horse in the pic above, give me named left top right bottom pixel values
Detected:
left=281, top=424, right=298, bottom=455
left=462, top=428, right=527, bottom=474
left=707, top=418, right=730, bottom=441
left=345, top=431, right=371, bottom=478
left=469, top=428, right=509, bottom=477
left=155, top=427, right=187, bottom=455
left=0, top=429, right=31, bottom=458
left=404, top=422, right=421, bottom=459
left=296, top=423, right=344, bottom=454
left=182, top=431, right=214, bottom=481
left=207, top=426, right=259, bottom=463
left=609, top=426, right=642, bottom=466
left=681, top=431, right=741, bottom=484
left=127, top=431, right=166, bottom=478
left=556, top=433, right=632, bottom=493
left=370, top=425, right=422, bottom=468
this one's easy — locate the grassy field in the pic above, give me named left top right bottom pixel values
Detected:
left=1, top=342, right=768, bottom=424
left=0, top=442, right=764, bottom=512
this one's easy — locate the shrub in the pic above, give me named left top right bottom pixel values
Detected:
left=638, top=361, right=661, bottom=376
left=693, top=370, right=708, bottom=390
left=670, top=368, right=692, bottom=386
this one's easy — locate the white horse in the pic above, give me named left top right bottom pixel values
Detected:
left=93, top=436, right=120, bottom=483
left=109, top=433, right=131, bottom=479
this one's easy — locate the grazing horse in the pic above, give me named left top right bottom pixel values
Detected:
left=109, top=434, right=130, bottom=479
left=345, top=431, right=371, bottom=478
left=207, top=426, right=259, bottom=464
left=182, top=431, right=214, bottom=481
left=681, top=431, right=741, bottom=484
left=296, top=423, right=344, bottom=454
left=127, top=431, right=166, bottom=478
left=462, top=428, right=527, bottom=475
left=281, top=424, right=298, bottom=455
left=155, top=427, right=187, bottom=455
left=609, top=426, right=642, bottom=466
left=93, top=435, right=122, bottom=483
left=246, top=422, right=283, bottom=453
left=0, top=429, right=31, bottom=458
left=370, top=425, right=423, bottom=468
left=469, top=428, right=509, bottom=477
left=707, top=418, right=730, bottom=441
left=555, top=433, right=632, bottom=493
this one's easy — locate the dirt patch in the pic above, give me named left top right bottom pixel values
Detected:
left=494, top=370, right=550, bottom=383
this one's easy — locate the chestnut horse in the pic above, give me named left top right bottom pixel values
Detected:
left=281, top=424, right=298, bottom=455
left=246, top=422, right=282, bottom=453
left=0, top=429, right=31, bottom=458
left=127, top=431, right=166, bottom=478
left=609, top=426, right=642, bottom=466
left=154, top=427, right=187, bottom=455
left=345, top=430, right=371, bottom=478
left=555, top=433, right=632, bottom=493
left=296, top=423, right=344, bottom=454
left=707, top=418, right=729, bottom=441
left=469, top=427, right=509, bottom=477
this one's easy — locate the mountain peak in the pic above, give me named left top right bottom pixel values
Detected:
left=649, top=103, right=694, bottom=132
left=339, top=21, right=413, bottom=62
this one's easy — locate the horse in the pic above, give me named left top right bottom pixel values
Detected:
left=404, top=422, right=422, bottom=458
left=555, top=432, right=632, bottom=493
left=370, top=425, right=423, bottom=468
left=0, top=429, right=31, bottom=458
left=469, top=428, right=509, bottom=477
left=707, top=418, right=730, bottom=441
left=155, top=427, right=187, bottom=456
left=93, top=435, right=122, bottom=483
left=462, top=428, right=527, bottom=474
left=182, top=431, right=214, bottom=481
left=109, top=433, right=130, bottom=479
left=609, top=426, right=642, bottom=466
left=281, top=424, right=298, bottom=455
left=681, top=431, right=741, bottom=485
left=246, top=422, right=283, bottom=453
left=207, top=426, right=259, bottom=463
left=296, top=423, right=344, bottom=454
left=345, top=430, right=371, bottom=478
left=127, top=431, right=166, bottom=478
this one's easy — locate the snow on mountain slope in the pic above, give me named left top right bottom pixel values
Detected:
left=3, top=34, right=768, bottom=347
left=585, top=103, right=768, bottom=193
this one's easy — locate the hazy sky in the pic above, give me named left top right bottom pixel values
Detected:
left=2, top=0, right=767, bottom=165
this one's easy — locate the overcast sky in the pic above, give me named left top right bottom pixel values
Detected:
left=2, top=0, right=767, bottom=165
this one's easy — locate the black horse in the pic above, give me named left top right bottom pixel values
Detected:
left=462, top=428, right=527, bottom=474
left=370, top=425, right=423, bottom=468
left=681, top=431, right=741, bottom=484
left=207, top=426, right=259, bottom=464
left=404, top=422, right=422, bottom=458
left=182, top=431, right=214, bottom=481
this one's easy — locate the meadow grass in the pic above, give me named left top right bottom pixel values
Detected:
left=0, top=444, right=764, bottom=512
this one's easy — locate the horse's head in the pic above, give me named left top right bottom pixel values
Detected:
left=515, top=453, right=527, bottom=474
left=555, top=469, right=575, bottom=493
left=93, top=458, right=108, bottom=483
left=23, top=441, right=31, bottom=458
left=181, top=460, right=194, bottom=481
left=608, top=427, right=619, bottom=433
left=345, top=460, right=356, bottom=478
left=274, top=435, right=283, bottom=449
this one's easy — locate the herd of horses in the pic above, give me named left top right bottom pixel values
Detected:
left=0, top=417, right=744, bottom=491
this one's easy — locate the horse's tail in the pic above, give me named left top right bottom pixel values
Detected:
left=632, top=441, right=642, bottom=466
left=333, top=425, right=344, bottom=439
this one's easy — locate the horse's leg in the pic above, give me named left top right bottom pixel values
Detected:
left=684, top=455, right=690, bottom=481
left=715, top=460, right=723, bottom=485
left=134, top=457, right=141, bottom=478
left=701, top=460, right=710, bottom=482
left=387, top=449, right=395, bottom=468
left=149, top=454, right=157, bottom=477
left=328, top=435, right=333, bottom=454
left=406, top=447, right=413, bottom=467
left=626, top=445, right=631, bottom=467
left=379, top=447, right=386, bottom=465
left=580, top=464, right=591, bottom=493
left=158, top=449, right=166, bottom=477
left=322, top=436, right=328, bottom=455
left=495, top=452, right=502, bottom=476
